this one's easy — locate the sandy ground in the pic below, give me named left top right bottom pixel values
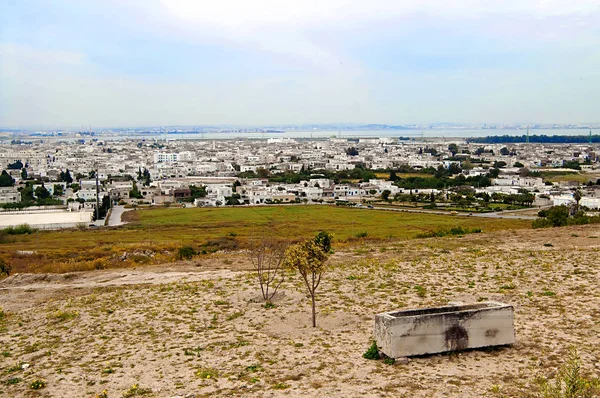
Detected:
left=1, top=225, right=600, bottom=397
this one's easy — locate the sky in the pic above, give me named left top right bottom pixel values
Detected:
left=1, top=0, right=599, bottom=128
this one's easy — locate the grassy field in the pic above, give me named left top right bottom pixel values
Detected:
left=539, top=171, right=600, bottom=183
left=0, top=205, right=530, bottom=274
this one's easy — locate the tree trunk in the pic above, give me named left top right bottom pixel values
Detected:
left=311, top=294, right=316, bottom=327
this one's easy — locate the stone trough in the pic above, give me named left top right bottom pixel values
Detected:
left=374, top=301, right=515, bottom=358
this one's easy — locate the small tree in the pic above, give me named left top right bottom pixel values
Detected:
left=283, top=231, right=332, bottom=327
left=250, top=235, right=286, bottom=305
left=381, top=189, right=391, bottom=202
left=573, top=189, right=582, bottom=214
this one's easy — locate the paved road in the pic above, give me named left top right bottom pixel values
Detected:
left=107, top=205, right=130, bottom=226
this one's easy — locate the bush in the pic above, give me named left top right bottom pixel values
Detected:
left=0, top=258, right=11, bottom=276
left=3, top=224, right=37, bottom=235
left=533, top=218, right=553, bottom=229
left=177, top=246, right=197, bottom=260
left=363, top=341, right=380, bottom=360
left=536, top=348, right=600, bottom=397
left=201, top=237, right=239, bottom=252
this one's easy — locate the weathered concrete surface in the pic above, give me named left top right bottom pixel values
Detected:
left=374, top=301, right=515, bottom=358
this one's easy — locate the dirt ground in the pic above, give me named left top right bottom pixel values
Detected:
left=1, top=225, right=599, bottom=397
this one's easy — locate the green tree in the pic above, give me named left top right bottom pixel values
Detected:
left=129, top=182, right=143, bottom=199
left=53, top=184, right=64, bottom=196
left=59, top=169, right=73, bottom=184
left=545, top=206, right=569, bottom=227
left=381, top=189, right=391, bottom=201
left=346, top=147, right=359, bottom=156
left=20, top=168, right=28, bottom=180
left=7, top=160, right=23, bottom=170
left=448, top=143, right=458, bottom=156
left=389, top=170, right=398, bottom=181
left=573, top=190, right=582, bottom=213
left=283, top=231, right=332, bottom=327
left=0, top=170, right=15, bottom=187
left=34, top=184, right=51, bottom=200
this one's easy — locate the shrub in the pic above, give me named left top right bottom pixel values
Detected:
left=177, top=246, right=197, bottom=260
left=3, top=224, right=37, bottom=235
left=363, top=341, right=380, bottom=360
left=536, top=348, right=600, bottom=397
left=533, top=218, right=553, bottom=229
left=0, top=258, right=11, bottom=276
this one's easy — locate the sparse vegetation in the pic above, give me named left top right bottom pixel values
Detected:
left=536, top=348, right=600, bottom=398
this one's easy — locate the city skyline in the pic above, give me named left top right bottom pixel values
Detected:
left=1, top=0, right=599, bottom=128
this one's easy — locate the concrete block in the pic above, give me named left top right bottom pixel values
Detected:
left=374, top=301, right=515, bottom=358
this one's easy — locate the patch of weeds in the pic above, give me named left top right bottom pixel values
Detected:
left=347, top=275, right=357, bottom=280
left=477, top=297, right=489, bottom=302
left=3, top=377, right=21, bottom=385
left=536, top=348, right=600, bottom=397
left=49, top=310, right=78, bottom=322
left=95, top=390, right=109, bottom=398
left=383, top=357, right=395, bottom=365
left=293, top=343, right=304, bottom=348
left=245, top=365, right=262, bottom=373
left=414, top=285, right=427, bottom=297
left=214, top=300, right=228, bottom=306
left=355, top=231, right=368, bottom=238
left=263, top=302, right=276, bottom=309
left=196, top=368, right=219, bottom=380
left=500, top=283, right=516, bottom=290
left=363, top=341, right=380, bottom=360
left=226, top=311, right=244, bottom=321
left=1, top=351, right=11, bottom=357
left=30, top=379, right=46, bottom=390
left=24, top=342, right=40, bottom=353
left=527, top=291, right=534, bottom=298
left=543, top=243, right=553, bottom=247
left=541, top=290, right=556, bottom=297
left=122, top=383, right=153, bottom=397
left=184, top=347, right=203, bottom=356
left=3, top=363, right=24, bottom=374
left=272, top=382, right=290, bottom=390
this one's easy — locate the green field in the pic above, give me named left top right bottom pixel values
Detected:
left=1, top=205, right=530, bottom=274
left=127, top=205, right=527, bottom=240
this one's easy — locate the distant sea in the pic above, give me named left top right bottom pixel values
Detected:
left=113, top=128, right=593, bottom=140
left=5, top=128, right=595, bottom=142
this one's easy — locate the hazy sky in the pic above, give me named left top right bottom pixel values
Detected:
left=1, top=0, right=599, bottom=128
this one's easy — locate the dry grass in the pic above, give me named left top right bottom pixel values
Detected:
left=0, top=206, right=529, bottom=274
left=0, top=225, right=599, bottom=397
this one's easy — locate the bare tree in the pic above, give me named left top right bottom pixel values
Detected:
left=250, top=236, right=286, bottom=305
